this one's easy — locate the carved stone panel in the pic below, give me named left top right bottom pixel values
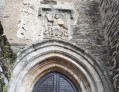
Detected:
left=39, top=8, right=73, bottom=40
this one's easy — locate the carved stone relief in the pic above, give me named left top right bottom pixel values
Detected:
left=39, top=8, right=73, bottom=40
left=17, top=1, right=77, bottom=42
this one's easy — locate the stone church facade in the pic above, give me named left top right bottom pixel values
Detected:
left=0, top=0, right=119, bottom=92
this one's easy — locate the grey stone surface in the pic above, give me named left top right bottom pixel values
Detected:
left=99, top=0, right=119, bottom=91
left=0, top=0, right=119, bottom=92
left=0, top=0, right=6, bottom=22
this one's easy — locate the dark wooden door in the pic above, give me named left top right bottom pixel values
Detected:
left=32, top=72, right=78, bottom=92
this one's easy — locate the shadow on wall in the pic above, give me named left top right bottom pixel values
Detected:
left=40, top=0, right=57, bottom=5
left=0, top=22, right=3, bottom=35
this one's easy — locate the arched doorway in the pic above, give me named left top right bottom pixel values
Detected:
left=8, top=40, right=113, bottom=92
left=33, top=72, right=78, bottom=92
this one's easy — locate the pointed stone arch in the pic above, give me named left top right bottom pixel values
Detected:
left=8, top=40, right=113, bottom=92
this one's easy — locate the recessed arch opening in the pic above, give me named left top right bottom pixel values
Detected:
left=25, top=56, right=90, bottom=92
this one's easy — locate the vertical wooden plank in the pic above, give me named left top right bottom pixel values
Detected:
left=32, top=72, right=78, bottom=92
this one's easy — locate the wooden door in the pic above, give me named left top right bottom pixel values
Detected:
left=32, top=72, right=78, bottom=92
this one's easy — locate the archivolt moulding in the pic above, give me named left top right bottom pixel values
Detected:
left=8, top=39, right=113, bottom=92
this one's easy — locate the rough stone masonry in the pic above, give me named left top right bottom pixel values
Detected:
left=0, top=0, right=119, bottom=92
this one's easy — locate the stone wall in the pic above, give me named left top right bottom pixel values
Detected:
left=1, top=0, right=109, bottom=67
left=71, top=0, right=108, bottom=74
left=99, top=0, right=119, bottom=92
left=1, top=0, right=118, bottom=92
left=3, top=0, right=108, bottom=67
left=0, top=0, right=6, bottom=22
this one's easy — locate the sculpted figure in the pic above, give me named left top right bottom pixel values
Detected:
left=43, top=10, right=69, bottom=38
